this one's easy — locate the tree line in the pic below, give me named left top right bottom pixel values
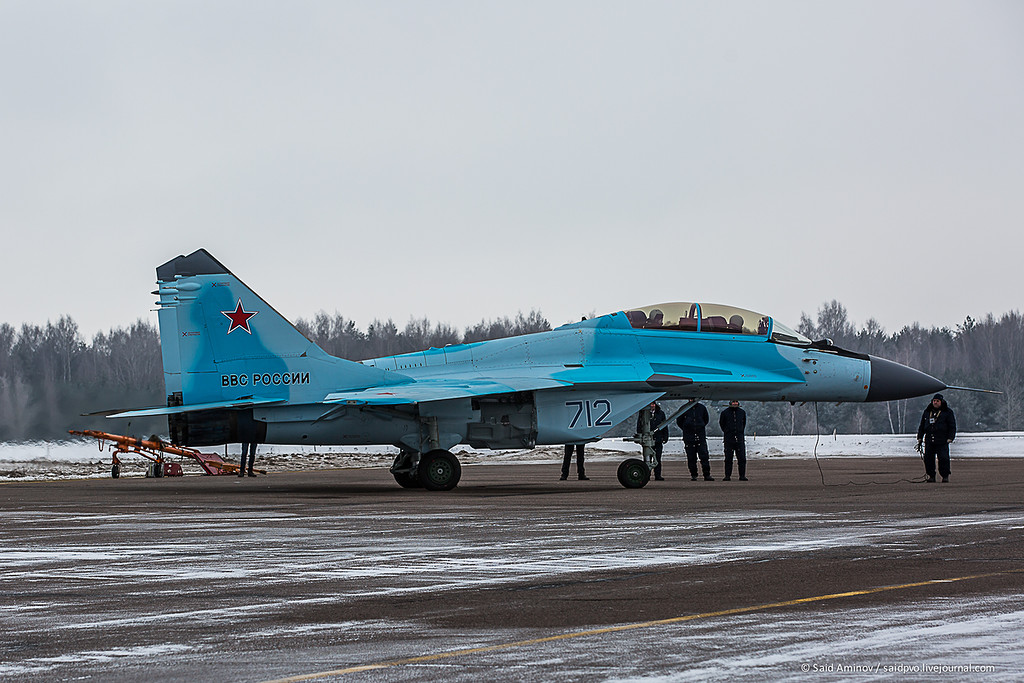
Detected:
left=0, top=303, right=1019, bottom=441
left=0, top=311, right=550, bottom=441
left=735, top=301, right=1021, bottom=439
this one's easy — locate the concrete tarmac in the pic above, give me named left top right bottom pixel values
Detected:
left=2, top=457, right=1023, bottom=682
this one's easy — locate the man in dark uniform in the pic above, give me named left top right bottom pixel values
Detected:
left=636, top=402, right=669, bottom=480
left=719, top=400, right=748, bottom=481
left=238, top=442, right=257, bottom=477
left=677, top=402, right=713, bottom=481
left=917, top=393, right=956, bottom=483
left=560, top=444, right=588, bottom=480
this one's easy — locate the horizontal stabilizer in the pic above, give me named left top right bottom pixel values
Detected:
left=108, top=397, right=286, bottom=418
left=323, top=377, right=571, bottom=406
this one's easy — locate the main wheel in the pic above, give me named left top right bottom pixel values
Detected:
left=393, top=471, right=423, bottom=488
left=111, top=464, right=120, bottom=479
left=617, top=458, right=650, bottom=488
left=418, top=450, right=462, bottom=491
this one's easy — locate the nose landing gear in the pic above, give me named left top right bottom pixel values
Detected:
left=617, top=458, right=650, bottom=488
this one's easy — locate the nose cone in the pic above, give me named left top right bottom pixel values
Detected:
left=866, top=356, right=946, bottom=402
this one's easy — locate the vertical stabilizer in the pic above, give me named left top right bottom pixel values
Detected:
left=155, top=249, right=393, bottom=408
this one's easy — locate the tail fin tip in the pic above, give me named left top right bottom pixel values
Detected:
left=157, top=249, right=229, bottom=281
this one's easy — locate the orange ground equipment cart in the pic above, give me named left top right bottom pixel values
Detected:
left=68, top=430, right=265, bottom=478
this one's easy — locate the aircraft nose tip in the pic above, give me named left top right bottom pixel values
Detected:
left=866, top=356, right=946, bottom=402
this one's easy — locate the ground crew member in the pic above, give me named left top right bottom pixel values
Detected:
left=636, top=402, right=669, bottom=480
left=677, top=402, right=713, bottom=481
left=719, top=400, right=748, bottom=481
left=239, top=442, right=258, bottom=477
left=917, top=393, right=956, bottom=482
left=560, top=444, right=588, bottom=480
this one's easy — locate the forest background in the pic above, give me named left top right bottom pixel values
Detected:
left=1, top=301, right=1020, bottom=442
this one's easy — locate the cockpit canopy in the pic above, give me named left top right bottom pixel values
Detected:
left=619, top=302, right=811, bottom=345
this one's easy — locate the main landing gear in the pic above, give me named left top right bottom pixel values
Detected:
left=390, top=449, right=462, bottom=491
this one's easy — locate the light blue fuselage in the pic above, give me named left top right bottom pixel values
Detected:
left=255, top=313, right=868, bottom=450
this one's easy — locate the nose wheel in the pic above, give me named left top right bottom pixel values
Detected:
left=617, top=458, right=651, bottom=488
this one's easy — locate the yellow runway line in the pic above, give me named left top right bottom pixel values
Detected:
left=261, top=569, right=1022, bottom=683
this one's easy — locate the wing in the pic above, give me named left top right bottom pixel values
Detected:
left=323, top=377, right=572, bottom=406
left=107, top=398, right=286, bottom=418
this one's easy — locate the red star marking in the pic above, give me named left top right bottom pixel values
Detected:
left=222, top=300, right=258, bottom=334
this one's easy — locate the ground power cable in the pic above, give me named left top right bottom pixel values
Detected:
left=811, top=402, right=929, bottom=487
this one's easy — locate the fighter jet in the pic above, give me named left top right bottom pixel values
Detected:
left=110, top=249, right=946, bottom=489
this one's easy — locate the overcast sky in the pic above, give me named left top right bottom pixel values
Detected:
left=2, top=1, right=1022, bottom=342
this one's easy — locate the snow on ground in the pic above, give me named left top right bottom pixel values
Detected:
left=2, top=503, right=1021, bottom=680
left=0, top=433, right=1022, bottom=481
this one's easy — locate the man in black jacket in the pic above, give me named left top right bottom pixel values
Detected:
left=677, top=402, right=713, bottom=481
left=917, top=393, right=956, bottom=483
left=636, top=402, right=669, bottom=480
left=719, top=400, right=747, bottom=481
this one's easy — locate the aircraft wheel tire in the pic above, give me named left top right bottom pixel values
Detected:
left=111, top=464, right=120, bottom=479
left=418, top=450, right=462, bottom=491
left=393, top=471, right=423, bottom=488
left=617, top=458, right=650, bottom=489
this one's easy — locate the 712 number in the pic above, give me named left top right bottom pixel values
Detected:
left=566, top=399, right=612, bottom=428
